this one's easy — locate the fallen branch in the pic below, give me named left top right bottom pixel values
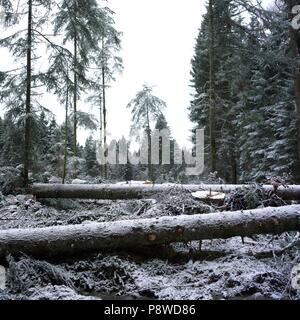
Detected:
left=0, top=205, right=300, bottom=258
left=280, top=232, right=300, bottom=251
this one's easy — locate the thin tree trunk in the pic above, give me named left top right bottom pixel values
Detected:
left=294, top=71, right=300, bottom=182
left=145, top=105, right=153, bottom=181
left=147, top=128, right=152, bottom=181
left=99, top=93, right=103, bottom=177
left=287, top=0, right=300, bottom=182
left=62, top=69, right=69, bottom=185
left=232, top=158, right=238, bottom=184
left=208, top=0, right=217, bottom=173
left=1, top=205, right=300, bottom=258
left=231, top=147, right=238, bottom=184
left=73, top=32, right=78, bottom=157
left=24, top=0, right=32, bottom=189
left=99, top=94, right=103, bottom=150
left=102, top=62, right=107, bottom=179
left=100, top=36, right=107, bottom=179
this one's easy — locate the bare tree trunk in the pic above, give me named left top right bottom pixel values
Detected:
left=146, top=105, right=153, bottom=181
left=32, top=183, right=300, bottom=201
left=294, top=70, right=300, bottom=167
left=24, top=0, right=32, bottom=189
left=293, top=68, right=300, bottom=182
left=62, top=69, right=69, bottom=184
left=208, top=0, right=217, bottom=173
left=102, top=66, right=107, bottom=179
left=0, top=205, right=299, bottom=258
left=287, top=0, right=300, bottom=182
left=231, top=152, right=238, bottom=184
left=99, top=93, right=103, bottom=177
left=100, top=37, right=107, bottom=179
left=73, top=32, right=78, bottom=157
left=99, top=94, right=103, bottom=150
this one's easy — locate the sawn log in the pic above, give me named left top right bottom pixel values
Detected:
left=0, top=205, right=299, bottom=258
left=31, top=183, right=300, bottom=201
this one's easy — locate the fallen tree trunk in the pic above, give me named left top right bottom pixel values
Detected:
left=0, top=205, right=300, bottom=258
left=32, top=183, right=300, bottom=201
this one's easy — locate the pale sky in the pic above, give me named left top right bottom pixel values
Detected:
left=0, top=0, right=273, bottom=148
left=103, top=0, right=205, bottom=147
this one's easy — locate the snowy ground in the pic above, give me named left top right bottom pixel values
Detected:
left=0, top=188, right=300, bottom=300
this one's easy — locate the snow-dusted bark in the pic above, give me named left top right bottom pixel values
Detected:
left=32, top=183, right=300, bottom=201
left=0, top=205, right=300, bottom=258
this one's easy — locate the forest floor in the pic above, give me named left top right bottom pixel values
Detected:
left=0, top=186, right=300, bottom=300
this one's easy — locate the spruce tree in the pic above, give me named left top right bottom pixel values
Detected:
left=190, top=0, right=298, bottom=182
left=190, top=0, right=246, bottom=182
left=127, top=85, right=167, bottom=181
left=286, top=0, right=300, bottom=181
left=84, top=136, right=99, bottom=177
left=89, top=7, right=123, bottom=179
left=53, top=0, right=106, bottom=156
left=153, top=114, right=171, bottom=181
left=0, top=0, right=54, bottom=187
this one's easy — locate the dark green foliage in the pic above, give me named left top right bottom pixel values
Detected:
left=84, top=136, right=99, bottom=177
left=190, top=0, right=298, bottom=183
left=224, top=185, right=287, bottom=211
left=127, top=85, right=167, bottom=181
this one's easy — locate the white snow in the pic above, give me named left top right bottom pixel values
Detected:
left=49, top=176, right=62, bottom=184
left=72, top=179, right=88, bottom=185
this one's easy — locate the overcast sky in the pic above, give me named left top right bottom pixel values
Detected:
left=0, top=0, right=273, bottom=148
left=104, top=0, right=205, bottom=147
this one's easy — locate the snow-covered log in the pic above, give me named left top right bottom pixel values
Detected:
left=0, top=205, right=300, bottom=258
left=32, top=183, right=300, bottom=200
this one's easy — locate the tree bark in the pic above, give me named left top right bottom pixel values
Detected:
left=0, top=205, right=299, bottom=258
left=208, top=0, right=217, bottom=173
left=99, top=93, right=103, bottom=177
left=99, top=94, right=103, bottom=151
left=146, top=105, right=153, bottom=181
left=102, top=64, right=107, bottom=179
left=24, top=0, right=32, bottom=189
left=62, top=67, right=69, bottom=185
left=32, top=183, right=300, bottom=201
left=73, top=32, right=78, bottom=157
left=294, top=65, right=300, bottom=182
left=287, top=0, right=300, bottom=182
left=102, top=38, right=107, bottom=179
